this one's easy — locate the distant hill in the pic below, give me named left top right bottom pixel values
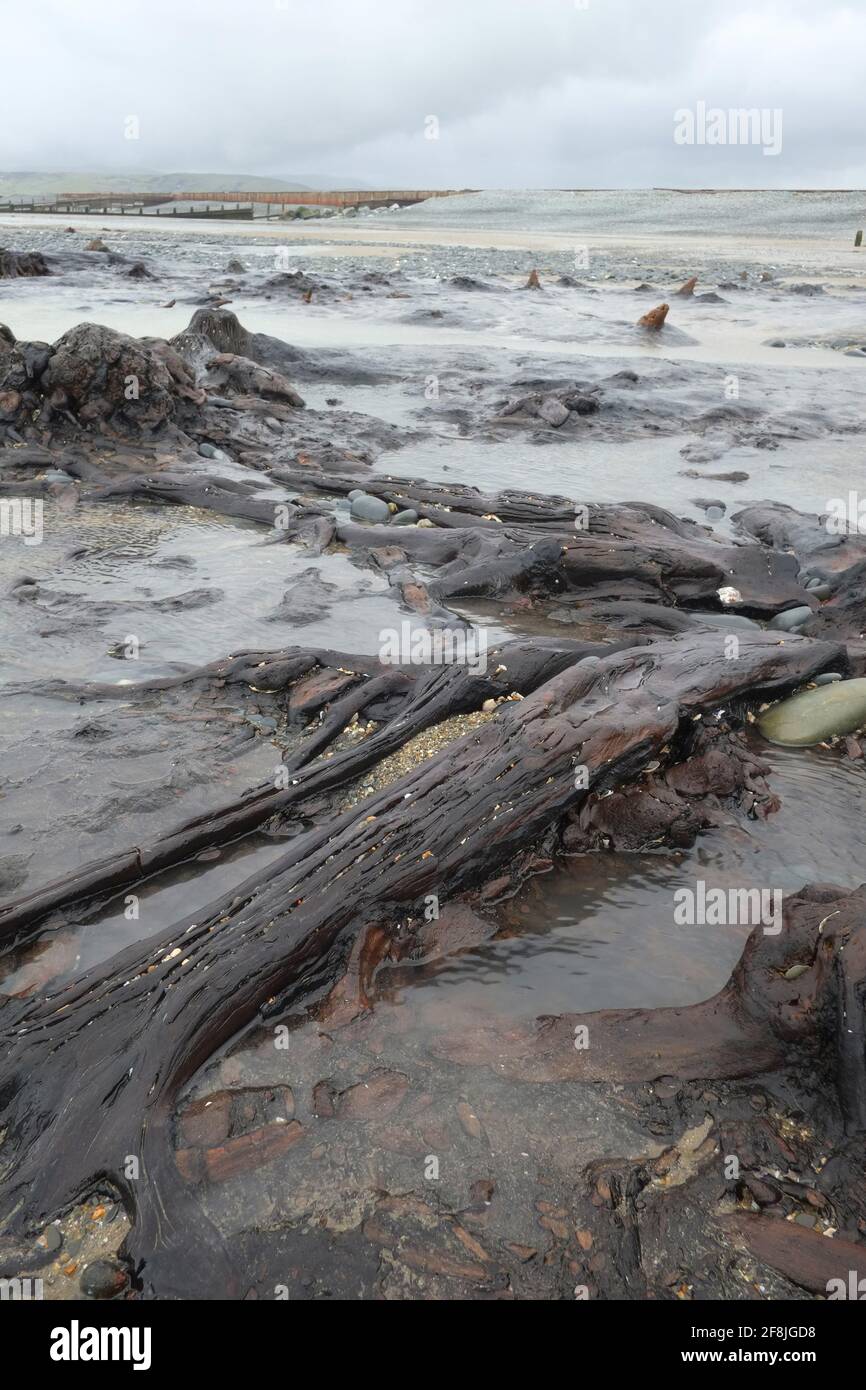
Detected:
left=0, top=170, right=368, bottom=196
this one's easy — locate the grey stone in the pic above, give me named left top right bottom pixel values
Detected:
left=694, top=612, right=758, bottom=631
left=769, top=605, right=813, bottom=631
left=80, top=1259, right=128, bottom=1300
left=391, top=509, right=419, bottom=526
left=35, top=1228, right=63, bottom=1262
left=350, top=493, right=391, bottom=524
left=538, top=397, right=570, bottom=427
left=563, top=393, right=600, bottom=416
left=39, top=1224, right=63, bottom=1254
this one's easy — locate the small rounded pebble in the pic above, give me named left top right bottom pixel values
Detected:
left=80, top=1259, right=128, bottom=1300
left=38, top=1225, right=63, bottom=1254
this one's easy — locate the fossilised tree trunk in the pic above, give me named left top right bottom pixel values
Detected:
left=0, top=637, right=607, bottom=942
left=0, top=630, right=840, bottom=1295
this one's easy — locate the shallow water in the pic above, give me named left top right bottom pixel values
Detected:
left=0, top=496, right=409, bottom=685
left=397, top=736, right=866, bottom=1016
left=3, top=270, right=865, bottom=376
left=0, top=834, right=288, bottom=994
left=374, top=432, right=866, bottom=525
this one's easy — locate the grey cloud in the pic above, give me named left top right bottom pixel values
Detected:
left=1, top=0, right=863, bottom=186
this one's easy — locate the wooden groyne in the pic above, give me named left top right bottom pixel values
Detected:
left=0, top=189, right=473, bottom=218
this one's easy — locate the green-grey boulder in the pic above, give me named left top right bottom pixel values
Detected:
left=758, top=678, right=866, bottom=747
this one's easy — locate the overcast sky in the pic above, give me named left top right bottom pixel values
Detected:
left=3, top=0, right=865, bottom=187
